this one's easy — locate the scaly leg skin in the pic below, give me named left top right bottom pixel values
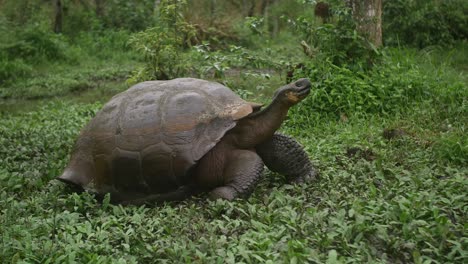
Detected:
left=209, top=150, right=264, bottom=200
left=256, top=133, right=317, bottom=183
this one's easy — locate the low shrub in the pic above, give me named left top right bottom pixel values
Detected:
left=127, top=0, right=197, bottom=82
left=1, top=24, right=69, bottom=61
left=0, top=57, right=32, bottom=84
left=432, top=131, right=468, bottom=165
left=291, top=1, right=380, bottom=70
left=100, top=0, right=155, bottom=32
left=0, top=23, right=76, bottom=83
left=70, top=30, right=135, bottom=61
left=287, top=49, right=467, bottom=122
left=383, top=0, right=468, bottom=47
left=128, top=26, right=193, bottom=82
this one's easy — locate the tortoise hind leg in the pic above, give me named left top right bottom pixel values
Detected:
left=256, top=133, right=317, bottom=183
left=209, top=150, right=264, bottom=200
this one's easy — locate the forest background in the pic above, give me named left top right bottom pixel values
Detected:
left=0, top=0, right=467, bottom=263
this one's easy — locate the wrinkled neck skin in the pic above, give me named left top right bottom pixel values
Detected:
left=226, top=96, right=293, bottom=149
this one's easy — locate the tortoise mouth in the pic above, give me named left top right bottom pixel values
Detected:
left=296, top=85, right=311, bottom=98
left=294, top=78, right=311, bottom=98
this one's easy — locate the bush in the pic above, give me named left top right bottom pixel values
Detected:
left=0, top=22, right=72, bottom=83
left=101, top=0, right=155, bottom=31
left=127, top=26, right=194, bottom=82
left=383, top=0, right=468, bottom=48
left=0, top=23, right=70, bottom=61
left=71, top=30, right=134, bottom=60
left=287, top=49, right=467, bottom=120
left=291, top=1, right=380, bottom=70
left=127, top=0, right=196, bottom=82
left=0, top=58, right=32, bottom=84
left=190, top=44, right=286, bottom=79
left=432, top=131, right=468, bottom=165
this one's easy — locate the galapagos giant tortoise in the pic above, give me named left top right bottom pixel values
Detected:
left=58, top=78, right=316, bottom=204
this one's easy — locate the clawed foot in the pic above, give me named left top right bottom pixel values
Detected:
left=209, top=186, right=238, bottom=201
left=291, top=169, right=318, bottom=184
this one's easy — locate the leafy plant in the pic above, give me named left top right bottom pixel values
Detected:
left=101, top=0, right=155, bottom=32
left=127, top=0, right=196, bottom=82
left=383, top=0, right=468, bottom=48
left=432, top=131, right=468, bottom=165
left=287, top=48, right=467, bottom=119
left=244, top=16, right=266, bottom=36
left=0, top=22, right=73, bottom=83
left=0, top=23, right=69, bottom=61
left=0, top=58, right=32, bottom=84
left=0, top=1, right=466, bottom=263
left=291, top=1, right=380, bottom=70
left=1, top=96, right=467, bottom=263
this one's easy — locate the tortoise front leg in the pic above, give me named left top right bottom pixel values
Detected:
left=209, top=150, right=264, bottom=200
left=256, top=133, right=317, bottom=183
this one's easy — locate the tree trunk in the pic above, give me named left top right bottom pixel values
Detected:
left=210, top=0, right=216, bottom=26
left=261, top=0, right=269, bottom=34
left=241, top=0, right=248, bottom=16
left=247, top=0, right=256, bottom=17
left=348, top=0, right=382, bottom=47
left=54, top=0, right=63, bottom=33
left=95, top=0, right=104, bottom=18
left=260, top=0, right=269, bottom=16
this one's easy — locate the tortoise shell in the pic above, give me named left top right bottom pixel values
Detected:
left=60, top=78, right=253, bottom=199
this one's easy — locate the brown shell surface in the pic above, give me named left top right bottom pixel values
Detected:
left=68, top=78, right=252, bottom=197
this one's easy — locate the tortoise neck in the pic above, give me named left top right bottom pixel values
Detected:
left=229, top=98, right=291, bottom=148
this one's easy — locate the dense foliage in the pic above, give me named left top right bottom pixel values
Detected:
left=0, top=0, right=467, bottom=263
left=1, top=70, right=466, bottom=262
left=383, top=0, right=468, bottom=47
left=127, top=0, right=197, bottom=82
left=289, top=48, right=466, bottom=115
left=292, top=0, right=380, bottom=69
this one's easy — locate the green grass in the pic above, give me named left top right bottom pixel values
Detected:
left=0, top=100, right=466, bottom=263
left=0, top=40, right=467, bottom=263
left=1, top=2, right=466, bottom=262
left=0, top=29, right=140, bottom=105
left=0, top=55, right=139, bottom=100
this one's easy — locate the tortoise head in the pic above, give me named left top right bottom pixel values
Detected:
left=273, top=78, right=311, bottom=106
